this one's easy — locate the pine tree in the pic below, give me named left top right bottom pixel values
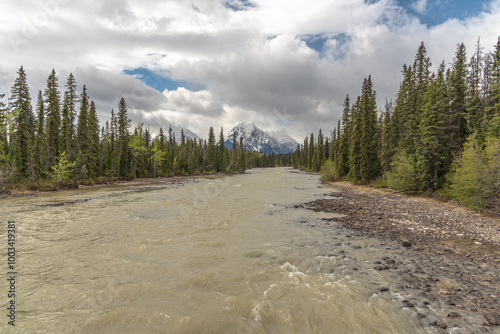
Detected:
left=44, top=69, right=61, bottom=171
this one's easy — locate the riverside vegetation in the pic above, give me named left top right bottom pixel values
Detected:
left=0, top=70, right=291, bottom=193
left=295, top=38, right=500, bottom=214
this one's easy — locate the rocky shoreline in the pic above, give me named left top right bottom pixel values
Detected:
left=305, top=181, right=500, bottom=333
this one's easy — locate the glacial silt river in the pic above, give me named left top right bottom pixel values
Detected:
left=1, top=168, right=431, bottom=333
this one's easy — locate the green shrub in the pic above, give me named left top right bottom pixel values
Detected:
left=446, top=136, right=500, bottom=210
left=320, top=159, right=337, bottom=182
left=385, top=150, right=421, bottom=191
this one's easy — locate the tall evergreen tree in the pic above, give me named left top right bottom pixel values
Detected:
left=237, top=136, right=246, bottom=172
left=358, top=76, right=379, bottom=182
left=44, top=69, right=61, bottom=171
left=61, top=73, right=78, bottom=159
left=217, top=127, right=226, bottom=172
left=418, top=63, right=449, bottom=190
left=349, top=97, right=362, bottom=182
left=76, top=85, right=90, bottom=181
left=88, top=101, right=100, bottom=178
left=448, top=43, right=469, bottom=153
left=117, top=97, right=131, bottom=178
left=308, top=133, right=314, bottom=171
left=486, top=37, right=500, bottom=118
left=10, top=66, right=35, bottom=180
left=207, top=126, right=216, bottom=171
left=34, top=90, right=46, bottom=177
left=0, top=92, right=8, bottom=160
left=467, top=38, right=486, bottom=141
left=336, top=95, right=351, bottom=177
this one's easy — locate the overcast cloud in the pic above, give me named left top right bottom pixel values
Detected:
left=0, top=0, right=499, bottom=140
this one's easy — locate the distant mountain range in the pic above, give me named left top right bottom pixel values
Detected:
left=163, top=123, right=200, bottom=143
left=224, top=122, right=298, bottom=155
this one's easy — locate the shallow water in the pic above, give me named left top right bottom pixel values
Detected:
left=0, top=168, right=434, bottom=333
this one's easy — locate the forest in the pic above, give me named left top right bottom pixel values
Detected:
left=295, top=38, right=500, bottom=212
left=1, top=38, right=499, bottom=212
left=0, top=69, right=289, bottom=190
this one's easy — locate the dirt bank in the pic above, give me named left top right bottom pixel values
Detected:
left=304, top=181, right=500, bottom=332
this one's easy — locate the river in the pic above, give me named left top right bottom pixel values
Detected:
left=1, top=167, right=433, bottom=333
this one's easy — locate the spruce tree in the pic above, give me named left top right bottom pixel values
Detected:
left=44, top=69, right=61, bottom=171
left=0, top=92, right=8, bottom=160
left=467, top=38, right=486, bottom=142
left=34, top=90, right=46, bottom=177
left=76, top=85, right=90, bottom=181
left=349, top=97, right=362, bottom=182
left=418, top=63, right=448, bottom=190
left=61, top=73, right=78, bottom=160
left=88, top=101, right=101, bottom=178
left=117, top=97, right=131, bottom=178
left=10, top=66, right=36, bottom=180
left=486, top=37, right=500, bottom=119
left=336, top=95, right=351, bottom=177
left=308, top=133, right=314, bottom=171
left=207, top=126, right=216, bottom=171
left=217, top=127, right=226, bottom=172
left=448, top=43, right=469, bottom=153
left=358, top=76, right=379, bottom=182
left=237, top=136, right=246, bottom=172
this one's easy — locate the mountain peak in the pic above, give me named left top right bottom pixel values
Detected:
left=225, top=123, right=298, bottom=154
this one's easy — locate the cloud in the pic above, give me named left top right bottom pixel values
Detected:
left=411, top=0, right=428, bottom=14
left=1, top=0, right=500, bottom=141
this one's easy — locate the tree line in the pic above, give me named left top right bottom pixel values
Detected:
left=0, top=68, right=289, bottom=190
left=294, top=37, right=500, bottom=211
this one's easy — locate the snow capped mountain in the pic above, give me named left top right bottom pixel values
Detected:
left=163, top=123, right=200, bottom=143
left=224, top=122, right=298, bottom=154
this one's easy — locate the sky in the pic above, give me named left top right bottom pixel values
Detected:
left=0, top=0, right=499, bottom=141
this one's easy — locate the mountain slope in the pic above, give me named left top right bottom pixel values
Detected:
left=224, top=122, right=298, bottom=154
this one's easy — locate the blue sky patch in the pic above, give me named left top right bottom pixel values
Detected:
left=123, top=67, right=206, bottom=92
left=397, top=0, right=492, bottom=27
left=302, top=33, right=351, bottom=59
left=223, top=0, right=256, bottom=11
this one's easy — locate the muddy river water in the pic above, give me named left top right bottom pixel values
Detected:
left=1, top=168, right=451, bottom=333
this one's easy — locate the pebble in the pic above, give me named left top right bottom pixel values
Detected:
left=484, top=312, right=500, bottom=326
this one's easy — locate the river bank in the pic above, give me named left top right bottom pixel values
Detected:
left=0, top=173, right=228, bottom=199
left=304, top=180, right=500, bottom=332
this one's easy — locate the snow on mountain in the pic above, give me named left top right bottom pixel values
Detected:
left=224, top=122, right=298, bottom=154
left=163, top=123, right=200, bottom=143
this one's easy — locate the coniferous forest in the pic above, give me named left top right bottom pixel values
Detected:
left=1, top=38, right=499, bottom=211
left=295, top=38, right=500, bottom=212
left=0, top=68, right=290, bottom=190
